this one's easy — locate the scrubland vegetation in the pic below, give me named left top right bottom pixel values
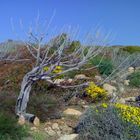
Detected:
left=0, top=32, right=140, bottom=140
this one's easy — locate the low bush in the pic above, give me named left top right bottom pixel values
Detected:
left=75, top=104, right=140, bottom=140
left=28, top=92, right=62, bottom=121
left=31, top=131, right=49, bottom=140
left=90, top=56, right=114, bottom=76
left=122, top=46, right=140, bottom=54
left=128, top=71, right=140, bottom=87
left=85, top=82, right=107, bottom=101
left=0, top=112, right=28, bottom=140
left=0, top=91, right=17, bottom=115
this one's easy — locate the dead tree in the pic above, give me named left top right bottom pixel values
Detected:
left=1, top=18, right=139, bottom=121
left=4, top=31, right=105, bottom=120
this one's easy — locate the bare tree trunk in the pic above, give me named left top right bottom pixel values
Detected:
left=15, top=71, right=37, bottom=120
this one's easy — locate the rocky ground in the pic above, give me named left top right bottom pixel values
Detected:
left=22, top=99, right=87, bottom=140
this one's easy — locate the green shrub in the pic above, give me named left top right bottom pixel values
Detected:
left=122, top=46, right=140, bottom=54
left=90, top=56, right=114, bottom=76
left=28, top=93, right=61, bottom=121
left=0, top=113, right=28, bottom=140
left=75, top=104, right=140, bottom=140
left=31, top=131, right=49, bottom=140
left=128, top=71, right=140, bottom=87
left=0, top=91, right=17, bottom=116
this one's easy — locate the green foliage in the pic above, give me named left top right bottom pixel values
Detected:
left=0, top=113, right=28, bottom=140
left=122, top=46, right=140, bottom=54
left=75, top=105, right=140, bottom=140
left=31, top=131, right=49, bottom=140
left=28, top=93, right=61, bottom=121
left=90, top=56, right=114, bottom=76
left=128, top=71, right=140, bottom=87
left=0, top=91, right=17, bottom=115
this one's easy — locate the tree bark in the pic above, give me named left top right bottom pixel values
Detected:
left=15, top=73, right=33, bottom=116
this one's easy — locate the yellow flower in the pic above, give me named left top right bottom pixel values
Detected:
left=53, top=66, right=63, bottom=74
left=96, top=109, right=99, bottom=113
left=85, top=82, right=107, bottom=100
left=55, top=66, right=62, bottom=69
left=43, top=66, right=49, bottom=71
left=102, top=103, right=108, bottom=108
left=115, top=103, right=140, bottom=126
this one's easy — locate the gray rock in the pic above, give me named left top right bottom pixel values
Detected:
left=94, top=75, right=102, bottom=82
left=103, top=83, right=117, bottom=97
left=52, top=123, right=60, bottom=130
left=124, top=80, right=130, bottom=86
left=117, top=98, right=126, bottom=104
left=124, top=97, right=136, bottom=102
left=58, top=134, right=79, bottom=140
left=128, top=67, right=135, bottom=74
left=63, top=108, right=82, bottom=116
left=74, top=74, right=90, bottom=80
left=44, top=126, right=56, bottom=136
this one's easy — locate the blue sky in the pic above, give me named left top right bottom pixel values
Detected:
left=0, top=0, right=140, bottom=45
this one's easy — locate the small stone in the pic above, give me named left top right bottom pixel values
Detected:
left=111, top=80, right=117, bottom=84
left=94, top=75, right=102, bottom=82
left=45, top=127, right=56, bottom=136
left=74, top=74, right=90, bottom=80
left=117, top=98, right=126, bottom=104
left=54, top=79, right=65, bottom=84
left=56, top=130, right=61, bottom=136
left=124, top=80, right=130, bottom=86
left=18, top=115, right=25, bottom=125
left=67, top=79, right=73, bottom=83
left=63, top=108, right=82, bottom=116
left=59, top=124, right=73, bottom=134
left=82, top=105, right=89, bottom=109
left=124, top=97, right=136, bottom=102
left=52, top=123, right=59, bottom=130
left=33, top=117, right=40, bottom=126
left=128, top=67, right=134, bottom=74
left=30, top=127, right=37, bottom=131
left=58, top=134, right=79, bottom=140
left=77, top=100, right=86, bottom=105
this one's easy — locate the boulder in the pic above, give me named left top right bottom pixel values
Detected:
left=63, top=108, right=82, bottom=116
left=103, top=83, right=117, bottom=97
left=58, top=134, right=79, bottom=140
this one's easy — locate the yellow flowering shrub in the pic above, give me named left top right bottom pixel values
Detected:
left=115, top=103, right=140, bottom=126
left=85, top=82, right=107, bottom=101
left=53, top=66, right=62, bottom=74
left=102, top=103, right=108, bottom=108
left=43, top=66, right=62, bottom=73
left=43, top=66, right=49, bottom=71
